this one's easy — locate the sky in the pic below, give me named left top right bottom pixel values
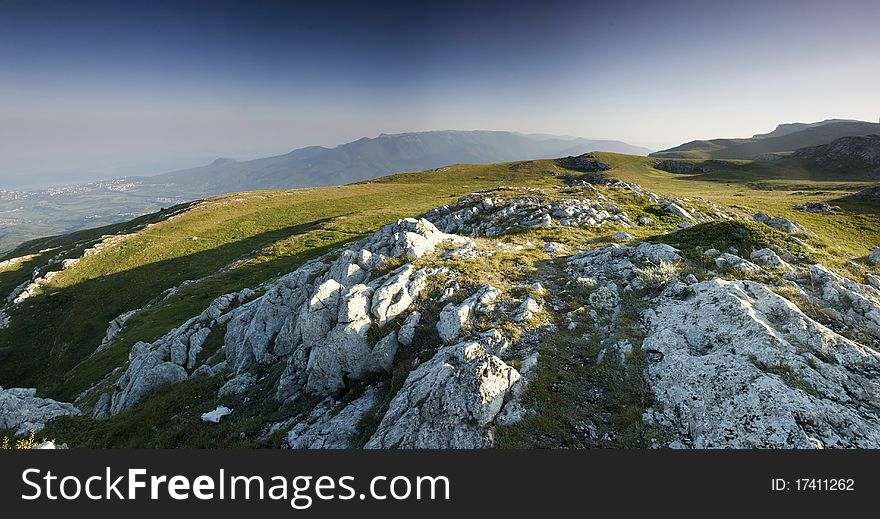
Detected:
left=1, top=0, right=879, bottom=188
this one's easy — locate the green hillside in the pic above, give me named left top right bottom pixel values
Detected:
left=2, top=153, right=879, bottom=447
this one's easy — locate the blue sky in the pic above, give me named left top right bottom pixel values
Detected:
left=1, top=0, right=878, bottom=187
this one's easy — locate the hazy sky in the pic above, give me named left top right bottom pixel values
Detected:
left=1, top=0, right=879, bottom=188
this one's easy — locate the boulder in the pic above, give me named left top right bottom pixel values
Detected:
left=398, top=311, right=421, bottom=347
left=753, top=213, right=806, bottom=234
left=365, top=341, right=521, bottom=448
left=437, top=286, right=500, bottom=344
left=286, top=388, right=379, bottom=449
left=664, top=201, right=696, bottom=222
left=750, top=248, right=791, bottom=270
left=0, top=387, right=80, bottom=436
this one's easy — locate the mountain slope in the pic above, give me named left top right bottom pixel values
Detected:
left=750, top=118, right=861, bottom=139
left=0, top=131, right=649, bottom=254
left=2, top=153, right=880, bottom=448
left=787, top=134, right=880, bottom=180
left=139, top=130, right=651, bottom=195
left=652, top=120, right=880, bottom=160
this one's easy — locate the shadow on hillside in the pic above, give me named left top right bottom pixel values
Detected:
left=0, top=217, right=358, bottom=400
left=2, top=201, right=202, bottom=260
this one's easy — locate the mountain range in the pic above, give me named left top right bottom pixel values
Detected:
left=136, top=130, right=651, bottom=195
left=0, top=131, right=649, bottom=253
left=651, top=119, right=880, bottom=160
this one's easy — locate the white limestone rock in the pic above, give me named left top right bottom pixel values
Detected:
left=714, top=253, right=762, bottom=273
left=365, top=341, right=521, bottom=448
left=437, top=285, right=500, bottom=344
left=664, top=201, right=697, bottom=222
left=101, top=310, right=138, bottom=346
left=398, top=311, right=421, bottom=346
left=286, top=388, right=379, bottom=449
left=109, top=289, right=253, bottom=415
left=750, top=248, right=791, bottom=270
left=796, top=264, right=880, bottom=344
left=753, top=213, right=806, bottom=234
left=641, top=279, right=880, bottom=448
left=0, top=387, right=80, bottom=436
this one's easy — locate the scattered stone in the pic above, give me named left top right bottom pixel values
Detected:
left=543, top=241, right=566, bottom=254
left=397, top=312, right=421, bottom=346
left=715, top=253, right=762, bottom=273
left=869, top=247, right=880, bottom=265
left=514, top=296, right=543, bottom=322
left=555, top=155, right=611, bottom=172
left=750, top=248, right=790, bottom=269
left=753, top=213, right=806, bottom=234
left=218, top=373, right=256, bottom=397
left=795, top=201, right=837, bottom=213
left=611, top=231, right=634, bottom=242
left=201, top=406, right=232, bottom=423
left=664, top=201, right=697, bottom=222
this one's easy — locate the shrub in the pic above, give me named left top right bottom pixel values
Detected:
left=635, top=260, right=679, bottom=289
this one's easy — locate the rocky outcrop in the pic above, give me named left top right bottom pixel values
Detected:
left=642, top=279, right=880, bottom=448
left=437, top=285, right=500, bottom=344
left=654, top=160, right=710, bottom=174
left=286, top=387, right=379, bottom=449
left=555, top=155, right=610, bottom=172
left=787, top=265, right=880, bottom=348
left=869, top=247, right=880, bottom=265
left=792, top=135, right=880, bottom=180
left=0, top=387, right=80, bottom=436
left=108, top=289, right=253, bottom=414
left=86, top=174, right=880, bottom=450
left=714, top=253, right=762, bottom=274
left=850, top=185, right=880, bottom=203
left=365, top=341, right=521, bottom=448
left=753, top=213, right=807, bottom=234
left=795, top=201, right=837, bottom=213
left=100, top=310, right=138, bottom=347
left=425, top=191, right=634, bottom=237
left=567, top=242, right=682, bottom=290
left=664, top=201, right=696, bottom=222
left=109, top=217, right=467, bottom=416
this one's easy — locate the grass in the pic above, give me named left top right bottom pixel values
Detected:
left=495, top=292, right=663, bottom=448
left=0, top=162, right=562, bottom=399
left=646, top=220, right=818, bottom=263
left=3, top=150, right=880, bottom=448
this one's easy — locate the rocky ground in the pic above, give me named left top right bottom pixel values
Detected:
left=4, top=175, right=880, bottom=449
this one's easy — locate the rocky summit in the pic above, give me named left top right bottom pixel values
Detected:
left=3, top=156, right=880, bottom=449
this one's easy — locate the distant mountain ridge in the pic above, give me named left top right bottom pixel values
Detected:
left=651, top=120, right=880, bottom=160
left=138, top=130, right=651, bottom=195
left=751, top=119, right=862, bottom=139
